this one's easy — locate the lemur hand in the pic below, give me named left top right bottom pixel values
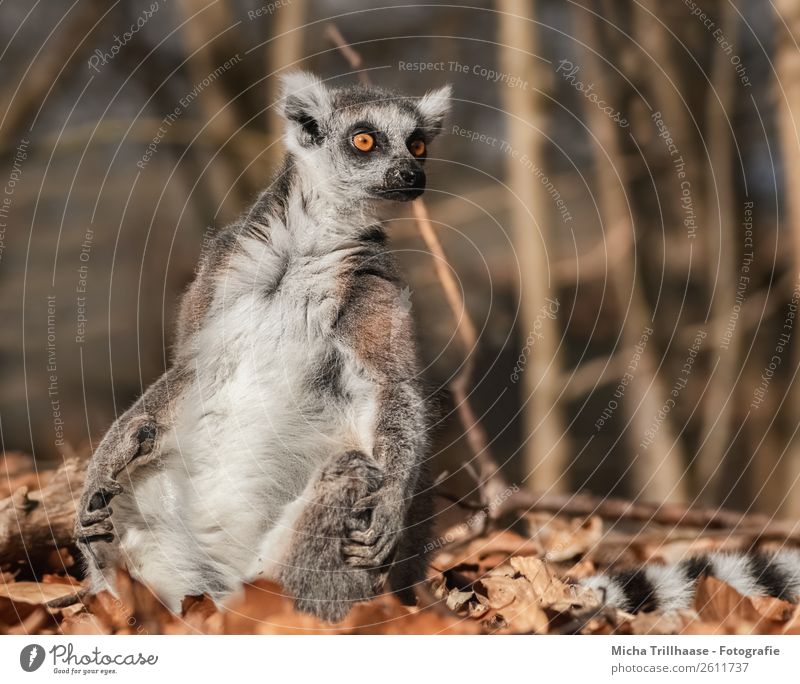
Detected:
left=343, top=492, right=404, bottom=568
left=74, top=421, right=157, bottom=546
left=75, top=472, right=122, bottom=546
left=315, top=450, right=401, bottom=568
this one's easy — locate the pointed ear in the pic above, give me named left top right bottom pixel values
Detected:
left=279, top=71, right=332, bottom=146
left=416, top=84, right=452, bottom=137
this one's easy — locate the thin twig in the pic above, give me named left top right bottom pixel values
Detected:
left=324, top=25, right=369, bottom=85
left=492, top=488, right=778, bottom=531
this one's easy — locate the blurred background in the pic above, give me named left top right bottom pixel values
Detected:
left=1, top=0, right=799, bottom=519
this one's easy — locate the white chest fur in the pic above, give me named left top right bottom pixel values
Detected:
left=112, top=232, right=378, bottom=608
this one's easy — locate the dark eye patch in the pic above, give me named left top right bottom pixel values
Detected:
left=406, top=127, right=430, bottom=146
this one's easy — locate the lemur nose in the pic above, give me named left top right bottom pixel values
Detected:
left=384, top=163, right=426, bottom=199
left=393, top=166, right=424, bottom=188
left=399, top=168, right=419, bottom=185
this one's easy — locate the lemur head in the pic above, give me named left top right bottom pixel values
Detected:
left=279, top=72, right=450, bottom=206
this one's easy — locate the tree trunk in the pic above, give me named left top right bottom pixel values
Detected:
left=573, top=4, right=688, bottom=502
left=497, top=0, right=569, bottom=493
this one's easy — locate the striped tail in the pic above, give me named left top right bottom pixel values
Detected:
left=579, top=550, right=800, bottom=613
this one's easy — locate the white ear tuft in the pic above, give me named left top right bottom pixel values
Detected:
left=416, top=84, right=452, bottom=135
left=278, top=71, right=332, bottom=145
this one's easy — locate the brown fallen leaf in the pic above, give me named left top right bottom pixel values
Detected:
left=112, top=570, right=178, bottom=634
left=477, top=575, right=518, bottom=611
left=83, top=591, right=130, bottom=633
left=620, top=609, right=698, bottom=635
left=344, top=597, right=480, bottom=635
left=445, top=588, right=475, bottom=613
left=509, top=556, right=572, bottom=603
left=0, top=581, right=76, bottom=604
left=41, top=573, right=82, bottom=587
left=434, top=529, right=542, bottom=571
left=60, top=611, right=111, bottom=635
left=564, top=558, right=596, bottom=579
left=222, top=580, right=476, bottom=635
left=0, top=581, right=76, bottom=634
left=3, top=606, right=54, bottom=634
left=779, top=603, right=800, bottom=634
left=693, top=576, right=797, bottom=634
left=478, top=575, right=549, bottom=634
left=223, top=580, right=336, bottom=634
left=79, top=570, right=179, bottom=635
left=473, top=556, right=602, bottom=634
left=176, top=595, right=222, bottom=634
left=524, top=514, right=603, bottom=562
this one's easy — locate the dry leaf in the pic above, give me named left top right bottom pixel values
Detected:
left=564, top=559, right=596, bottom=579
left=694, top=576, right=796, bottom=633
left=434, top=530, right=542, bottom=572
left=621, top=609, right=697, bottom=635
left=525, top=515, right=603, bottom=562
left=445, top=589, right=474, bottom=612
left=4, top=607, right=53, bottom=634
left=0, top=581, right=76, bottom=605
left=41, top=573, right=81, bottom=587
left=60, top=612, right=111, bottom=635
left=478, top=576, right=518, bottom=610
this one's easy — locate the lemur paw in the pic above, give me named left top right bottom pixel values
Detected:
left=75, top=476, right=122, bottom=546
left=83, top=478, right=122, bottom=512
left=343, top=494, right=402, bottom=568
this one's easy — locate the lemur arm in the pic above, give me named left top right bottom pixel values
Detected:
left=342, top=381, right=426, bottom=567
left=335, top=272, right=427, bottom=568
left=75, top=369, right=183, bottom=545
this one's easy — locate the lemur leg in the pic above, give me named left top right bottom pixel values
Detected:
left=387, top=464, right=434, bottom=606
left=277, top=450, right=387, bottom=622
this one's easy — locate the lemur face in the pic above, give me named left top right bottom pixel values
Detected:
left=279, top=72, right=451, bottom=203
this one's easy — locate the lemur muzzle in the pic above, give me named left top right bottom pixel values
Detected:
left=384, top=162, right=425, bottom=199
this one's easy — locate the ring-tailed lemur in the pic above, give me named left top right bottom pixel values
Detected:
left=580, top=549, right=800, bottom=613
left=74, top=72, right=451, bottom=622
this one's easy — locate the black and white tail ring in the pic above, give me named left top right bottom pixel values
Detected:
left=580, top=549, right=800, bottom=613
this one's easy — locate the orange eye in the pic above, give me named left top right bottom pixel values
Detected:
left=409, top=139, right=426, bottom=157
left=352, top=132, right=375, bottom=152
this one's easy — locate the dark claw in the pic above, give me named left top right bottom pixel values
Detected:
left=77, top=532, right=114, bottom=545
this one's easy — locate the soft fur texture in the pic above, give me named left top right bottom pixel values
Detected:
left=75, top=73, right=451, bottom=621
left=580, top=549, right=800, bottom=613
